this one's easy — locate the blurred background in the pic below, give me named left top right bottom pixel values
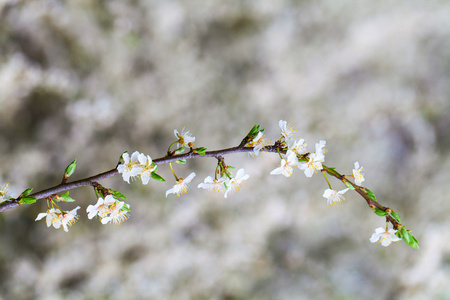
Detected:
left=1, top=0, right=449, bottom=299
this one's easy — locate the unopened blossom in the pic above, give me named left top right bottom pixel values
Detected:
left=279, top=120, right=296, bottom=142
left=298, top=140, right=326, bottom=177
left=270, top=152, right=298, bottom=177
left=198, top=176, right=226, bottom=192
left=166, top=172, right=196, bottom=197
left=246, top=131, right=267, bottom=157
left=370, top=227, right=402, bottom=247
left=323, top=188, right=349, bottom=206
left=223, top=168, right=250, bottom=198
left=87, top=195, right=130, bottom=225
left=174, top=128, right=195, bottom=148
left=36, top=206, right=80, bottom=232
left=353, top=161, right=365, bottom=185
left=117, top=151, right=142, bottom=183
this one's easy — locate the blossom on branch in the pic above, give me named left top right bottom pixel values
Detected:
left=87, top=195, right=130, bottom=225
left=287, top=138, right=307, bottom=157
left=0, top=182, right=13, bottom=202
left=279, top=120, right=296, bottom=143
left=246, top=131, right=268, bottom=157
left=323, top=188, right=349, bottom=206
left=35, top=206, right=80, bottom=232
left=370, top=227, right=401, bottom=247
left=198, top=176, right=226, bottom=192
left=223, top=168, right=249, bottom=198
left=117, top=151, right=142, bottom=183
left=352, top=161, right=365, bottom=185
left=166, top=172, right=196, bottom=197
left=174, top=128, right=195, bottom=148
left=117, top=151, right=157, bottom=184
left=137, top=153, right=157, bottom=185
left=298, top=140, right=326, bottom=177
left=270, top=152, right=298, bottom=177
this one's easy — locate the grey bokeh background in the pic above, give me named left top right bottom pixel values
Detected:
left=1, top=1, right=450, bottom=299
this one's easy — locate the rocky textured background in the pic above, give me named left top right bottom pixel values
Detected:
left=1, top=1, right=450, bottom=299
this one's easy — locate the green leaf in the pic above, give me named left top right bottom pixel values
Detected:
left=390, top=210, right=401, bottom=223
left=409, top=235, right=420, bottom=249
left=372, top=207, right=388, bottom=217
left=193, top=147, right=207, bottom=155
left=64, top=159, right=77, bottom=178
left=399, top=227, right=411, bottom=244
left=175, top=159, right=186, bottom=164
left=110, top=189, right=127, bottom=200
left=56, top=191, right=75, bottom=202
left=400, top=229, right=419, bottom=249
left=247, top=125, right=260, bottom=137
left=343, top=181, right=356, bottom=190
left=151, top=172, right=166, bottom=182
left=121, top=204, right=131, bottom=212
left=19, top=196, right=37, bottom=204
left=21, top=188, right=33, bottom=197
left=364, top=188, right=377, bottom=202
left=174, top=147, right=185, bottom=154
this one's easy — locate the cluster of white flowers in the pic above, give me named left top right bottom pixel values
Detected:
left=87, top=195, right=130, bottom=225
left=270, top=120, right=324, bottom=178
left=35, top=206, right=80, bottom=232
left=117, top=151, right=157, bottom=185
left=35, top=193, right=131, bottom=231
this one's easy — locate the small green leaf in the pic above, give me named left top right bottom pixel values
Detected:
left=343, top=181, right=356, bottom=190
left=64, top=159, right=77, bottom=178
left=193, top=147, right=207, bottom=155
left=399, top=227, right=411, bottom=244
left=56, top=191, right=75, bottom=202
left=110, top=189, right=127, bottom=200
left=19, top=196, right=37, bottom=204
left=151, top=172, right=166, bottom=182
left=21, top=188, right=33, bottom=197
left=175, top=159, right=186, bottom=164
left=372, top=207, right=388, bottom=217
left=121, top=204, right=131, bottom=212
left=247, top=125, right=260, bottom=137
left=364, top=188, right=377, bottom=202
left=390, top=210, right=401, bottom=223
left=174, top=147, right=185, bottom=154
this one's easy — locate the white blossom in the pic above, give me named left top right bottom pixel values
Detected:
left=353, top=161, right=365, bottom=185
left=323, top=188, right=349, bottom=206
left=198, top=176, right=226, bottom=192
left=174, top=128, right=195, bottom=148
left=166, top=172, right=196, bottom=197
left=223, top=169, right=250, bottom=198
left=87, top=195, right=130, bottom=225
left=270, top=152, right=298, bottom=177
left=279, top=120, right=296, bottom=142
left=370, top=227, right=401, bottom=247
left=298, top=140, right=326, bottom=177
left=36, top=206, right=80, bottom=232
